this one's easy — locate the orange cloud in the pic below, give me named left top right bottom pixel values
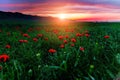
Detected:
left=0, top=2, right=120, bottom=21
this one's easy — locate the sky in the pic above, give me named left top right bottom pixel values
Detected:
left=0, top=0, right=120, bottom=21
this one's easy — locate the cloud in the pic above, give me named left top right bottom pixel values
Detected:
left=0, top=0, right=120, bottom=21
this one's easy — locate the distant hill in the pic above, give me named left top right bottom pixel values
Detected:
left=0, top=11, right=58, bottom=21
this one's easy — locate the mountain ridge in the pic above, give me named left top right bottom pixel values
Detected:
left=0, top=11, right=58, bottom=21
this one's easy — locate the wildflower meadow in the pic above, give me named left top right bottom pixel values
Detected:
left=0, top=22, right=120, bottom=80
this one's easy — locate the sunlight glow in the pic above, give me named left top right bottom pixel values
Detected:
left=59, top=14, right=66, bottom=20
left=50, top=13, right=90, bottom=20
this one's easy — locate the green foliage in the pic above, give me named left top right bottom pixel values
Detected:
left=0, top=22, right=120, bottom=80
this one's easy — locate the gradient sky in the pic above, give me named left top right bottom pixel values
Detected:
left=0, top=0, right=120, bottom=21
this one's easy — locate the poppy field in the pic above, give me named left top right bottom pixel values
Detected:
left=0, top=22, right=120, bottom=80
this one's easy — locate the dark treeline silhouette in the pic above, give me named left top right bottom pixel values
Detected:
left=0, top=11, right=58, bottom=21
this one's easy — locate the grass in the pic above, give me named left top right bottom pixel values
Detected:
left=0, top=22, right=120, bottom=80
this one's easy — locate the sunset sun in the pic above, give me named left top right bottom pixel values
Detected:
left=59, top=14, right=66, bottom=20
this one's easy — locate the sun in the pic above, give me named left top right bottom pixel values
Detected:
left=59, top=14, right=66, bottom=20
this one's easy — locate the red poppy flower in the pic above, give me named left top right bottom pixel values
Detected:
left=54, top=31, right=58, bottom=34
left=58, top=36, right=64, bottom=40
left=23, top=40, right=28, bottom=43
left=71, top=44, right=75, bottom=47
left=60, top=44, right=65, bottom=48
left=23, top=33, right=30, bottom=38
left=76, top=33, right=79, bottom=36
left=23, top=33, right=29, bottom=37
left=71, top=38, right=76, bottom=42
left=85, top=34, right=90, bottom=37
left=104, top=35, right=109, bottom=39
left=33, top=38, right=38, bottom=42
left=48, top=49, right=56, bottom=54
left=37, top=34, right=43, bottom=37
left=65, top=29, right=69, bottom=32
left=65, top=35, right=69, bottom=38
left=64, top=40, right=68, bottom=44
left=0, top=54, right=9, bottom=62
left=0, top=66, right=2, bottom=71
left=53, top=30, right=59, bottom=34
left=76, top=33, right=82, bottom=37
left=19, top=40, right=28, bottom=43
left=66, top=29, right=74, bottom=32
left=44, top=38, right=48, bottom=41
left=5, top=44, right=11, bottom=49
left=19, top=40, right=24, bottom=43
left=80, top=47, right=84, bottom=52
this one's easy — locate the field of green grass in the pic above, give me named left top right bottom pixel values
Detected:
left=0, top=22, right=120, bottom=80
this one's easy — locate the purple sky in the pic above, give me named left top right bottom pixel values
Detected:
left=0, top=0, right=120, bottom=21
